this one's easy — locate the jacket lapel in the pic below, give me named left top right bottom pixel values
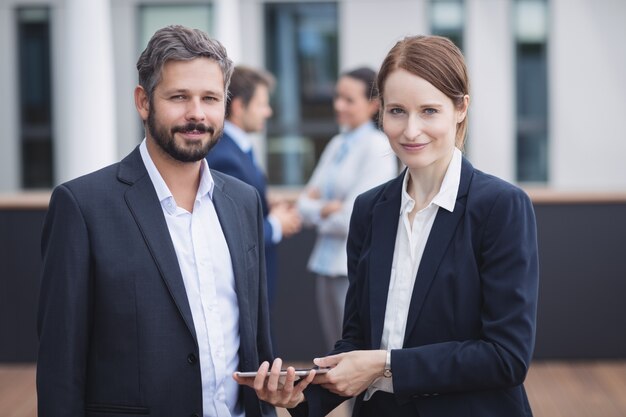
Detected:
left=210, top=175, right=251, bottom=324
left=402, top=158, right=473, bottom=345
left=369, top=174, right=403, bottom=349
left=119, top=147, right=198, bottom=344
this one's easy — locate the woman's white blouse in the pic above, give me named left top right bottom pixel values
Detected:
left=298, top=122, right=398, bottom=277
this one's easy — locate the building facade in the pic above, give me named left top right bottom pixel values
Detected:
left=0, top=0, right=625, bottom=191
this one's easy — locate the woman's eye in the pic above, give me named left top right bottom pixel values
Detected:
left=424, top=108, right=438, bottom=115
left=388, top=107, right=404, bottom=115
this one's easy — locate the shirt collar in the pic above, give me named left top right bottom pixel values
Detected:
left=139, top=139, right=214, bottom=215
left=341, top=120, right=376, bottom=142
left=400, top=147, right=462, bottom=215
left=224, top=120, right=253, bottom=153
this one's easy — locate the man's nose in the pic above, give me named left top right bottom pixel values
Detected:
left=185, top=98, right=206, bottom=121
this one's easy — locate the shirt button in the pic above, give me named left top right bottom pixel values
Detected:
left=187, top=353, right=197, bottom=364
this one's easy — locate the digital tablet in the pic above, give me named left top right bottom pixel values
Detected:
left=235, top=367, right=330, bottom=379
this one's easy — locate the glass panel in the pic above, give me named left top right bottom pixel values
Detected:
left=18, top=7, right=53, bottom=189
left=515, top=0, right=548, bottom=182
left=430, top=0, right=464, bottom=50
left=139, top=4, right=213, bottom=52
left=515, top=0, right=548, bottom=43
left=264, top=2, right=338, bottom=185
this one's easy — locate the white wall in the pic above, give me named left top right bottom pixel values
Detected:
left=340, top=0, right=428, bottom=72
left=550, top=0, right=626, bottom=190
left=0, top=3, right=20, bottom=191
left=240, top=0, right=264, bottom=68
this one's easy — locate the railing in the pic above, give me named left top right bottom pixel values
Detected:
left=2, top=189, right=626, bottom=362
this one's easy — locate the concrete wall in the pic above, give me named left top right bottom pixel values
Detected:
left=550, top=0, right=626, bottom=190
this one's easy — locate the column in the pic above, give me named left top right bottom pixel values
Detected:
left=0, top=6, right=19, bottom=191
left=465, top=0, right=515, bottom=182
left=55, top=0, right=116, bottom=184
left=213, top=0, right=242, bottom=63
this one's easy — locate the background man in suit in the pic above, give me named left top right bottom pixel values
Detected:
left=206, top=66, right=301, bottom=307
left=37, top=25, right=276, bottom=417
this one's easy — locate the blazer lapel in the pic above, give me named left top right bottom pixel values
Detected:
left=119, top=148, right=198, bottom=343
left=369, top=175, right=403, bottom=349
left=402, top=158, right=473, bottom=345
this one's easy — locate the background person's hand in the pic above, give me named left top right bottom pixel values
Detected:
left=271, top=203, right=302, bottom=237
left=305, top=187, right=322, bottom=199
left=320, top=200, right=343, bottom=218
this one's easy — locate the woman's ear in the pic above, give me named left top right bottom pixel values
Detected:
left=134, top=86, right=150, bottom=121
left=457, top=94, right=470, bottom=123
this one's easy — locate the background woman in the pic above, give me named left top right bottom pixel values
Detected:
left=297, top=67, right=398, bottom=350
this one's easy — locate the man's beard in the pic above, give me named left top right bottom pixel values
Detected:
left=147, top=106, right=222, bottom=163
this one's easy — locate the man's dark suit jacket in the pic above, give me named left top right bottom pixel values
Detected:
left=292, top=157, right=539, bottom=417
left=206, top=132, right=278, bottom=305
left=37, top=146, right=276, bottom=417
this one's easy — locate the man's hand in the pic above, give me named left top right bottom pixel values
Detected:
left=233, top=358, right=315, bottom=409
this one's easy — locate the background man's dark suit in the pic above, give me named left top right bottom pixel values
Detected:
left=37, top=147, right=276, bottom=417
left=206, top=132, right=279, bottom=305
left=292, top=157, right=539, bottom=417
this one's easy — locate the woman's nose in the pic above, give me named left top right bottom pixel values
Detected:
left=403, top=114, right=423, bottom=140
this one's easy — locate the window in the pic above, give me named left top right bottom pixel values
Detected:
left=264, top=2, right=339, bottom=185
left=138, top=4, right=213, bottom=52
left=515, top=0, right=548, bottom=182
left=18, top=7, right=53, bottom=189
left=430, top=0, right=465, bottom=50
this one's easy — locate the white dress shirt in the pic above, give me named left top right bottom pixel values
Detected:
left=365, top=147, right=462, bottom=400
left=140, top=140, right=243, bottom=417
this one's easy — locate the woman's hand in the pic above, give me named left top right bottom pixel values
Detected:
left=320, top=200, right=343, bottom=218
left=306, top=187, right=322, bottom=199
left=233, top=358, right=315, bottom=409
left=312, top=350, right=386, bottom=397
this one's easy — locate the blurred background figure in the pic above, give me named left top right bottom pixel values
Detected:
left=298, top=67, right=398, bottom=350
left=207, top=66, right=301, bottom=308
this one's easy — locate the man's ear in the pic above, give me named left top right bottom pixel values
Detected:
left=229, top=96, right=245, bottom=120
left=134, top=86, right=150, bottom=121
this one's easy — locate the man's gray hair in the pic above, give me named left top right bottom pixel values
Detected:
left=137, top=25, right=234, bottom=99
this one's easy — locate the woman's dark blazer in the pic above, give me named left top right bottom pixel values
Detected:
left=293, top=157, right=539, bottom=417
